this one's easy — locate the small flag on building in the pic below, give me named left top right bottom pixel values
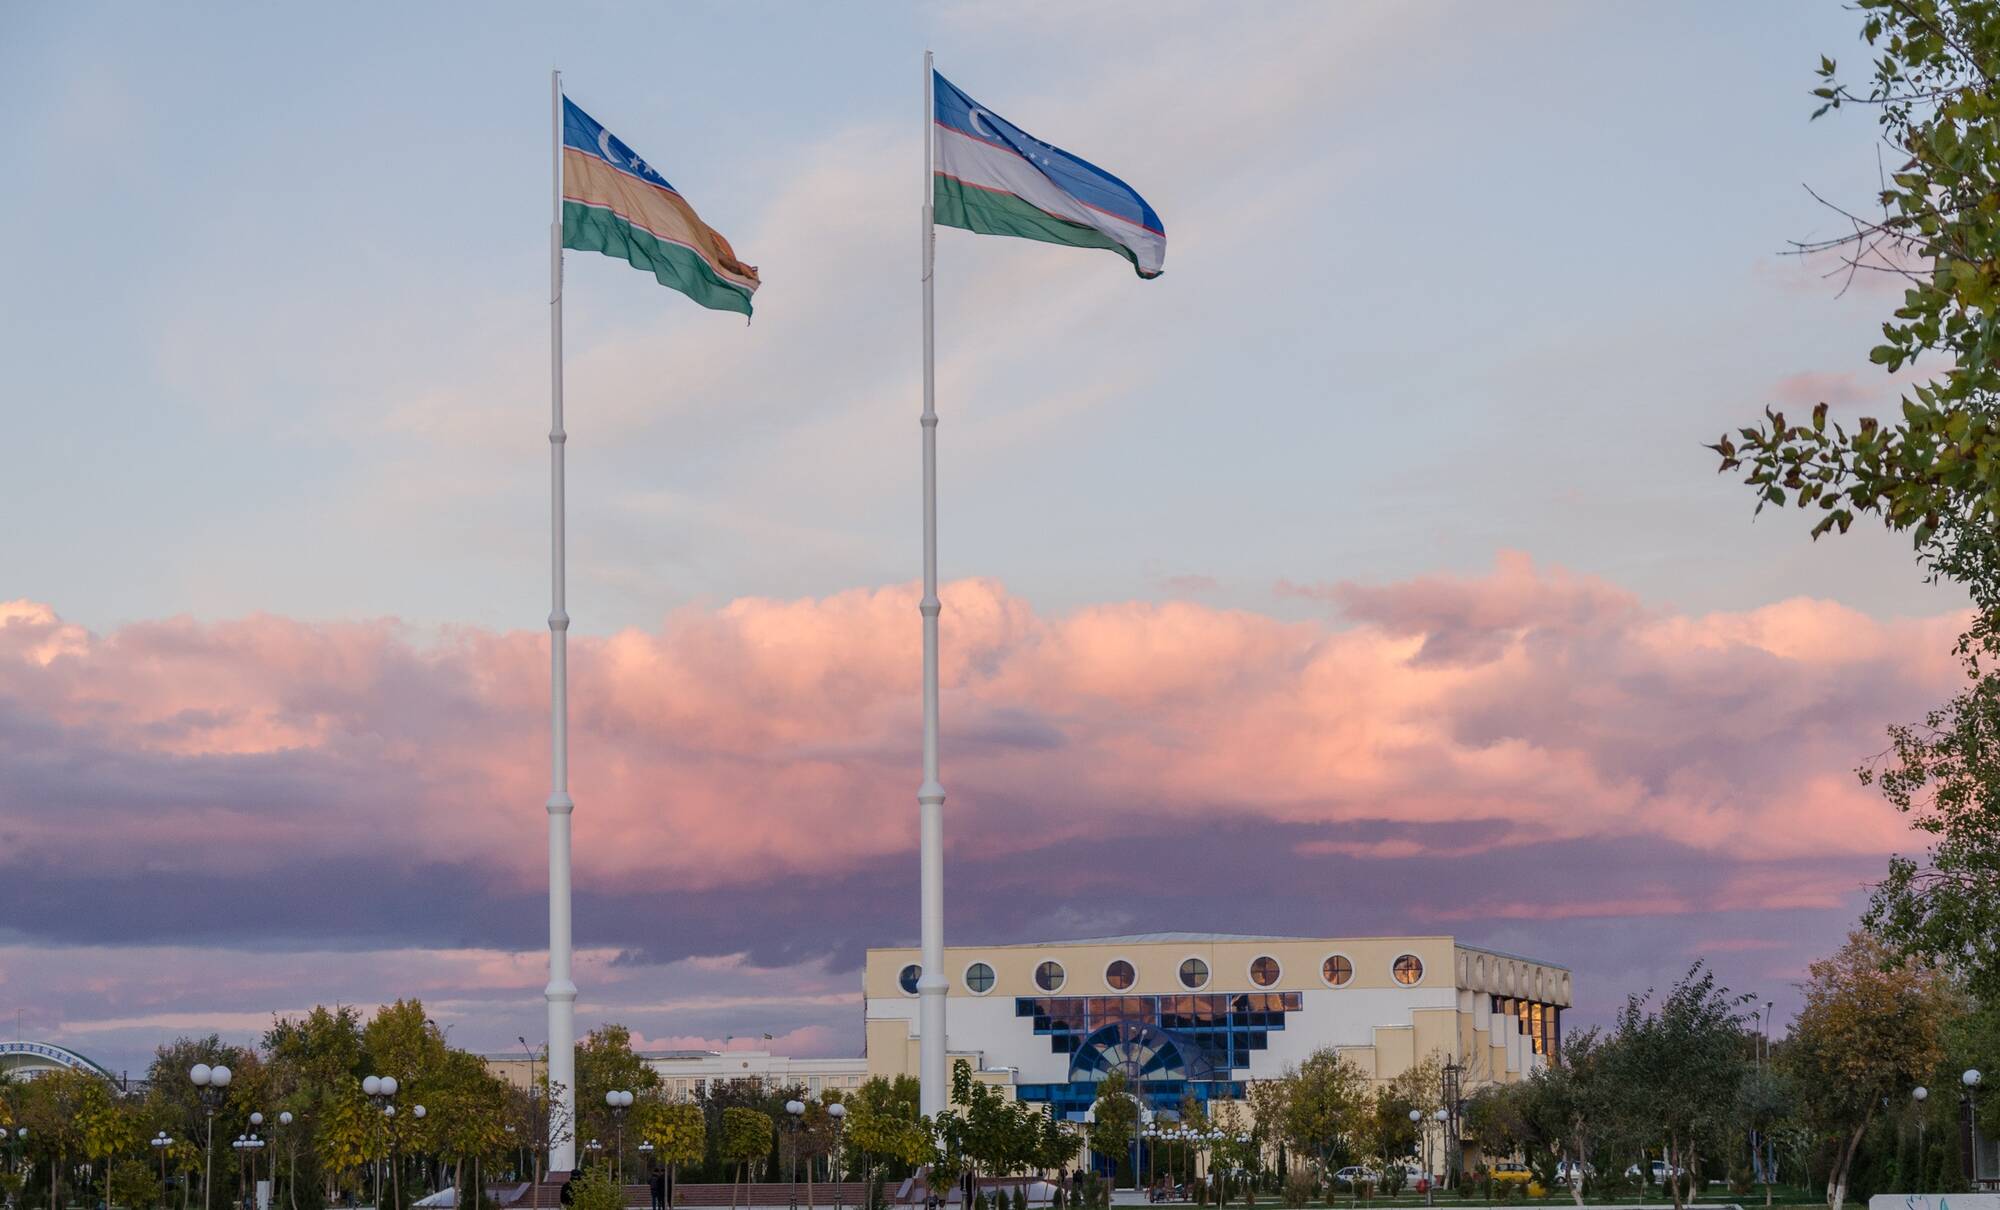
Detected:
left=561, top=97, right=760, bottom=315
left=931, top=70, right=1165, bottom=278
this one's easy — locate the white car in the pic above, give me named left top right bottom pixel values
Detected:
left=1332, top=1167, right=1379, bottom=1187
left=1624, top=1161, right=1685, bottom=1182
left=1556, top=1161, right=1594, bottom=1184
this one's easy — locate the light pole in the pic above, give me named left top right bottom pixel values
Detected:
left=1964, top=1070, right=1985, bottom=1188
left=190, top=1063, right=233, bottom=1210
left=1408, top=1110, right=1429, bottom=1206
left=364, top=1076, right=404, bottom=1210
left=249, top=1114, right=265, bottom=1210
left=605, top=1092, right=633, bottom=1187
left=828, top=1103, right=847, bottom=1209
left=154, top=1132, right=176, bottom=1204
left=276, top=1112, right=295, bottom=1210
left=784, top=1101, right=805, bottom=1210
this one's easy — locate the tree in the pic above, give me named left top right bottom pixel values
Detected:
left=843, top=1077, right=926, bottom=1189
left=643, top=1101, right=706, bottom=1191
left=76, top=1084, right=141, bottom=1209
left=1707, top=0, right=2000, bottom=1002
left=1273, top=1050, right=1370, bottom=1179
left=1084, top=1073, right=1138, bottom=1184
left=1710, top=1, right=2000, bottom=597
left=575, top=1026, right=662, bottom=1171
left=19, top=1068, right=97, bottom=1210
left=1606, top=964, right=1752, bottom=1210
left=108, top=1156, right=164, bottom=1210
left=1865, top=649, right=2000, bottom=1001
left=720, top=1108, right=771, bottom=1209
left=1781, top=932, right=1955, bottom=1210
left=1522, top=1029, right=1618, bottom=1207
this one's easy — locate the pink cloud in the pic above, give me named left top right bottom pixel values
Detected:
left=0, top=554, right=1968, bottom=900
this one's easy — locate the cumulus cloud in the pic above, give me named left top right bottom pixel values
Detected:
left=0, top=554, right=1969, bottom=1070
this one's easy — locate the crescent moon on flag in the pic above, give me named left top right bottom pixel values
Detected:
left=597, top=128, right=623, bottom=166
left=968, top=108, right=998, bottom=139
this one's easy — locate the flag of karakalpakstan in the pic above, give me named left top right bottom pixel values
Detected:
left=561, top=97, right=761, bottom=315
left=932, top=70, right=1164, bottom=279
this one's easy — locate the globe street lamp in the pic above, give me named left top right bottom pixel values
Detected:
left=783, top=1101, right=806, bottom=1210
left=190, top=1063, right=233, bottom=1210
left=275, top=1112, right=295, bottom=1210
left=605, top=1091, right=634, bottom=1185
left=827, top=1104, right=848, bottom=1205
left=1409, top=1110, right=1431, bottom=1206
left=363, top=1077, right=403, bottom=1210
left=153, top=1132, right=176, bottom=1202
left=1965, top=1071, right=1985, bottom=1188
left=249, top=1114, right=265, bottom=1206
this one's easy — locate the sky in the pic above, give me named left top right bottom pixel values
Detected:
left=0, top=1, right=1973, bottom=1079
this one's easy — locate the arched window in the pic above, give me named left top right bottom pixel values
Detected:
left=1035, top=961, right=1066, bottom=992
left=1321, top=955, right=1353, bottom=987
left=964, top=962, right=995, bottom=994
left=1392, top=954, right=1425, bottom=986
left=1249, top=956, right=1281, bottom=987
left=1105, top=959, right=1136, bottom=990
left=1178, top=958, right=1210, bottom=989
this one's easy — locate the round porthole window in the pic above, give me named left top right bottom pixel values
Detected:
left=899, top=964, right=921, bottom=995
left=1179, top=958, right=1210, bottom=989
left=1035, top=960, right=1066, bottom=992
left=1393, top=954, right=1425, bottom=986
left=1249, top=956, right=1281, bottom=987
left=1321, top=955, right=1353, bottom=987
left=964, top=962, right=996, bottom=994
left=1105, top=959, right=1136, bottom=990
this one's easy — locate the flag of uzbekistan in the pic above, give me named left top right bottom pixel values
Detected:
left=561, top=97, right=760, bottom=315
left=932, top=70, right=1164, bottom=279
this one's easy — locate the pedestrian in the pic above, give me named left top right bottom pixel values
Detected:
left=560, top=1170, right=581, bottom=1208
left=650, top=1168, right=666, bottom=1210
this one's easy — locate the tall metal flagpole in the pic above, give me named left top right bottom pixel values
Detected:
left=546, top=67, right=579, bottom=1175
left=917, top=49, right=949, bottom=1120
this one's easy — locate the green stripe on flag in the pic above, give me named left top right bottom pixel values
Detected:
left=562, top=201, right=754, bottom=316
left=933, top=175, right=1152, bottom=277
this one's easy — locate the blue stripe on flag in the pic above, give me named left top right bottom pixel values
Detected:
left=932, top=70, right=1162, bottom=237
left=562, top=96, right=683, bottom=197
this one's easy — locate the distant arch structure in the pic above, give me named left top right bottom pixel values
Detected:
left=0, top=1041, right=117, bottom=1082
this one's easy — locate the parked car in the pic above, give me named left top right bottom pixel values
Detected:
left=1489, top=1163, right=1533, bottom=1185
left=1555, top=1160, right=1595, bottom=1184
left=1624, top=1161, right=1686, bottom=1182
left=1332, top=1167, right=1380, bottom=1187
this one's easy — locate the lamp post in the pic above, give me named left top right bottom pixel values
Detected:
left=605, top=1092, right=633, bottom=1187
left=249, top=1114, right=264, bottom=1210
left=9, top=1127, right=24, bottom=1177
left=277, top=1112, right=296, bottom=1210
left=1408, top=1110, right=1429, bottom=1207
left=1964, top=1070, right=1985, bottom=1188
left=784, top=1100, right=805, bottom=1210
left=1911, top=1087, right=1929, bottom=1191
left=363, top=1076, right=403, bottom=1210
left=190, top=1063, right=233, bottom=1210
left=154, top=1132, right=176, bottom=1203
left=828, top=1103, right=848, bottom=1210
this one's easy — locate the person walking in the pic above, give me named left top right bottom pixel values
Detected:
left=649, top=1169, right=666, bottom=1210
left=560, top=1171, right=580, bottom=1209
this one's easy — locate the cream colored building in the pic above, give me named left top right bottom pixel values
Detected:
left=484, top=1050, right=868, bottom=1099
left=864, top=933, right=1569, bottom=1120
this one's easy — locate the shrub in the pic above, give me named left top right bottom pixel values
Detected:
left=1242, top=1178, right=1255, bottom=1208
left=1196, top=1181, right=1209, bottom=1206
left=1525, top=1182, right=1546, bottom=1200
left=1455, top=1175, right=1479, bottom=1199
left=1280, top=1172, right=1316, bottom=1209
left=1051, top=1191, right=1064, bottom=1210
left=568, top=1170, right=624, bottom=1210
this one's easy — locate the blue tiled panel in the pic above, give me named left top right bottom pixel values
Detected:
left=1009, top=992, right=1298, bottom=1120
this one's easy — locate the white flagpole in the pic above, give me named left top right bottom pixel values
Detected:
left=917, top=48, right=949, bottom=1120
left=545, top=66, right=579, bottom=1175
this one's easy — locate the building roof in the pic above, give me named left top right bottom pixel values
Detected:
left=1012, top=932, right=1317, bottom=947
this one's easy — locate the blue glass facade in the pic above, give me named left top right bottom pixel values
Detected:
left=1011, top=992, right=1301, bottom=1119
